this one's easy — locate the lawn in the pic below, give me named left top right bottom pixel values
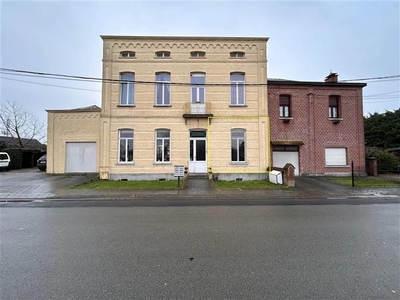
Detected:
left=213, top=180, right=284, bottom=189
left=74, top=179, right=181, bottom=190
left=329, top=177, right=400, bottom=187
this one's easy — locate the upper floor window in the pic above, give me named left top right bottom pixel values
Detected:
left=230, top=51, right=245, bottom=58
left=119, top=129, right=134, bottom=163
left=120, top=73, right=134, bottom=106
left=156, top=72, right=171, bottom=106
left=155, top=129, right=171, bottom=163
left=279, top=95, right=291, bottom=117
left=190, top=51, right=206, bottom=58
left=155, top=51, right=171, bottom=58
left=231, top=129, right=246, bottom=162
left=120, top=51, right=135, bottom=58
left=230, top=73, right=245, bottom=105
left=329, top=96, right=340, bottom=118
left=191, top=73, right=205, bottom=103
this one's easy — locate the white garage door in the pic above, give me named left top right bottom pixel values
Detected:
left=273, top=151, right=300, bottom=175
left=65, top=142, right=97, bottom=173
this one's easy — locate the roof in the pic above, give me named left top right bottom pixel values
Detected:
left=0, top=136, right=46, bottom=151
left=46, top=105, right=101, bottom=113
left=71, top=105, right=101, bottom=111
left=267, top=78, right=366, bottom=88
left=100, top=35, right=269, bottom=42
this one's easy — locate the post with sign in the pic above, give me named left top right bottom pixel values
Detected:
left=174, top=165, right=185, bottom=187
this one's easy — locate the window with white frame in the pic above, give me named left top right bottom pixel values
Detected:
left=119, top=129, right=134, bottom=163
left=155, top=72, right=171, bottom=105
left=120, top=73, right=134, bottom=105
left=155, top=129, right=170, bottom=163
left=325, top=148, right=347, bottom=166
left=230, top=73, right=245, bottom=105
left=279, top=95, right=291, bottom=117
left=190, top=51, right=206, bottom=58
left=230, top=51, right=245, bottom=58
left=329, top=95, right=340, bottom=118
left=191, top=73, right=205, bottom=103
left=155, top=51, right=171, bottom=58
left=120, top=51, right=135, bottom=58
left=231, top=129, right=246, bottom=162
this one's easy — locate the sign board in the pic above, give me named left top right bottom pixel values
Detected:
left=174, top=165, right=185, bottom=177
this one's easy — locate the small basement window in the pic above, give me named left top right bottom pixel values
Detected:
left=156, top=51, right=171, bottom=58
left=120, top=51, right=135, bottom=58
left=230, top=51, right=245, bottom=58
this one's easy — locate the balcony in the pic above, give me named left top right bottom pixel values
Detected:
left=183, top=102, right=213, bottom=124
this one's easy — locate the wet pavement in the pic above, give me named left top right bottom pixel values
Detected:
left=0, top=168, right=98, bottom=199
left=0, top=168, right=399, bottom=201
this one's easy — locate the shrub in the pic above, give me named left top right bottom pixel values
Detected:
left=5, top=148, right=23, bottom=169
left=366, top=147, right=400, bottom=173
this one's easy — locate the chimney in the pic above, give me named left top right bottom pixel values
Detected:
left=325, top=72, right=338, bottom=83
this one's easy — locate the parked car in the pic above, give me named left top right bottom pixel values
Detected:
left=0, top=152, right=11, bottom=171
left=37, top=154, right=47, bottom=171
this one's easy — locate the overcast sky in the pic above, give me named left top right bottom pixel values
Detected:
left=1, top=0, right=399, bottom=126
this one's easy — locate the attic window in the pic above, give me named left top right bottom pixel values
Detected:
left=190, top=51, right=206, bottom=58
left=120, top=51, right=135, bottom=58
left=156, top=51, right=171, bottom=58
left=230, top=51, right=245, bottom=58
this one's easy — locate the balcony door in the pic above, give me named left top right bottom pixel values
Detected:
left=191, top=73, right=206, bottom=114
left=189, top=130, right=207, bottom=173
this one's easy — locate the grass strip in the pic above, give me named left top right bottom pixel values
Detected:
left=213, top=180, right=284, bottom=189
left=74, top=179, right=181, bottom=190
left=330, top=177, right=400, bottom=187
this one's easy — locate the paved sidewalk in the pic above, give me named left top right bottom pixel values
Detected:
left=23, top=177, right=400, bottom=201
left=1, top=170, right=399, bottom=202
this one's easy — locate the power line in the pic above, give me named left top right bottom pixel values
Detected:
left=364, top=91, right=399, bottom=97
left=0, top=67, right=256, bottom=86
left=0, top=76, right=102, bottom=92
left=341, top=75, right=400, bottom=82
left=364, top=99, right=399, bottom=103
left=1, top=67, right=399, bottom=90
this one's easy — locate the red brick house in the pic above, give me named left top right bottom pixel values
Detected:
left=268, top=73, right=367, bottom=176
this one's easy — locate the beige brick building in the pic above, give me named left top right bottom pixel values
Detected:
left=47, top=36, right=271, bottom=180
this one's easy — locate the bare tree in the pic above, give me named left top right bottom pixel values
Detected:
left=0, top=100, right=46, bottom=148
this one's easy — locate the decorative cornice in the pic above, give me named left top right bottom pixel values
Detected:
left=54, top=113, right=100, bottom=120
left=111, top=42, right=259, bottom=50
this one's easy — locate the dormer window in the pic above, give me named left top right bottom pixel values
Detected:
left=190, top=51, right=206, bottom=58
left=120, top=51, right=135, bottom=58
left=156, top=51, right=171, bottom=58
left=230, top=51, right=245, bottom=58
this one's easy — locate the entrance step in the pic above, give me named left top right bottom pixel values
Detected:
left=187, top=173, right=209, bottom=179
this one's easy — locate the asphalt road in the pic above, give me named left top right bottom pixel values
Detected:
left=1, top=203, right=399, bottom=300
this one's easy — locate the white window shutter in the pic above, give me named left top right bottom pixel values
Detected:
left=325, top=148, right=346, bottom=166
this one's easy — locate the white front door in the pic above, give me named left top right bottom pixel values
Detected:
left=189, top=131, right=207, bottom=173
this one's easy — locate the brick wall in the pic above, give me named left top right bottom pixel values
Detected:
left=268, top=82, right=366, bottom=175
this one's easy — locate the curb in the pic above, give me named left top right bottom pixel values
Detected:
left=1, top=195, right=399, bottom=206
